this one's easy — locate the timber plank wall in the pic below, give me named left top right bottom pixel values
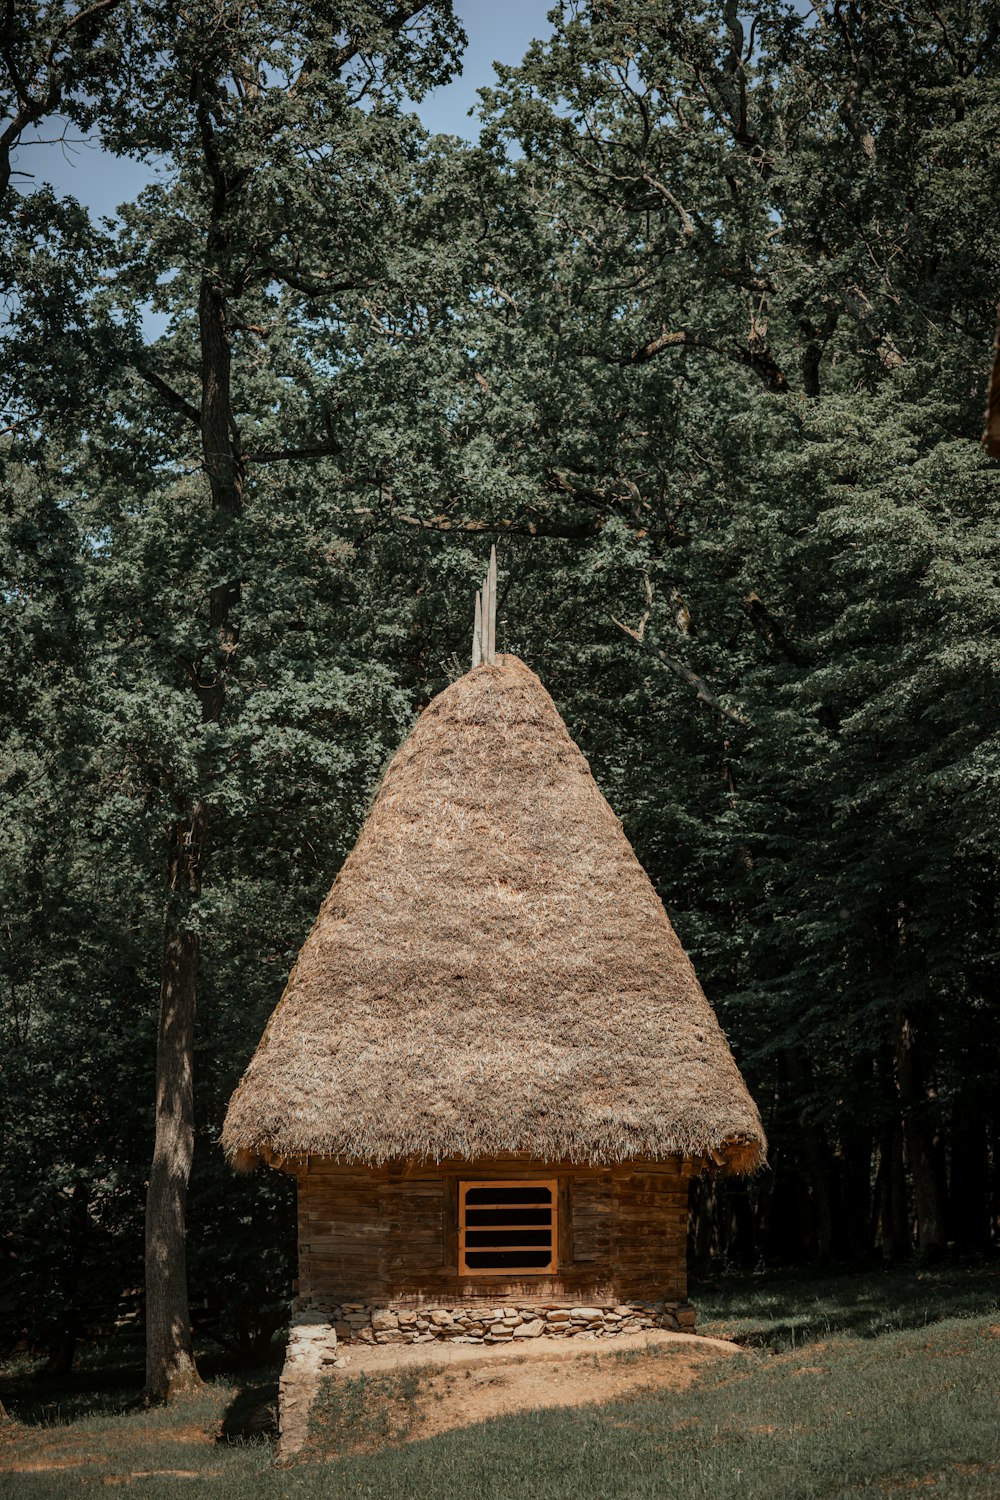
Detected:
left=294, top=1156, right=690, bottom=1306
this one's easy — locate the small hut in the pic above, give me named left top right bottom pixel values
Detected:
left=223, top=630, right=764, bottom=1444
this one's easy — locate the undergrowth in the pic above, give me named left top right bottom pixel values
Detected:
left=307, top=1368, right=426, bottom=1451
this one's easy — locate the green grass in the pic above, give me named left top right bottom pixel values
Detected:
left=308, top=1367, right=426, bottom=1450
left=694, top=1263, right=1000, bottom=1350
left=3, top=1269, right=998, bottom=1500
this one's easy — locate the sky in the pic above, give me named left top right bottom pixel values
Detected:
left=420, top=0, right=555, bottom=136
left=12, top=1, right=557, bottom=223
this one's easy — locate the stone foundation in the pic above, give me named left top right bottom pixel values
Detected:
left=290, top=1295, right=695, bottom=1346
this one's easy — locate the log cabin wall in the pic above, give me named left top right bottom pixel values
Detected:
left=291, top=1156, right=693, bottom=1341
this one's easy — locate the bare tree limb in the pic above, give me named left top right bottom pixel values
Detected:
left=0, top=0, right=124, bottom=206
left=611, top=614, right=752, bottom=727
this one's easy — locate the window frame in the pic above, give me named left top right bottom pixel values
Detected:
left=458, top=1178, right=558, bottom=1278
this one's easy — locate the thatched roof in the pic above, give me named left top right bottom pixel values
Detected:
left=222, top=656, right=765, bottom=1174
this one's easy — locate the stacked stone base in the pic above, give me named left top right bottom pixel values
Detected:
left=293, top=1295, right=695, bottom=1346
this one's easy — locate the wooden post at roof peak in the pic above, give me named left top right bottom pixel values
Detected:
left=472, top=590, right=483, bottom=668
left=472, top=546, right=497, bottom=667
left=486, top=545, right=497, bottom=664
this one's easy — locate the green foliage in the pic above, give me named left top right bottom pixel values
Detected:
left=1, top=1, right=464, bottom=1360
left=466, top=0, right=1000, bottom=1264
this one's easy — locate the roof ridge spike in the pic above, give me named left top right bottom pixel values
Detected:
left=472, top=589, right=483, bottom=669
left=486, top=545, right=497, bottom=664
left=472, top=546, right=498, bottom=667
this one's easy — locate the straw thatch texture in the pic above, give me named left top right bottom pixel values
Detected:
left=223, top=656, right=765, bottom=1173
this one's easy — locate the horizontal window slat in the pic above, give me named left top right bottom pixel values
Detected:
left=464, top=1190, right=551, bottom=1204
left=463, top=1251, right=554, bottom=1268
left=464, top=1243, right=552, bottom=1253
left=463, top=1203, right=552, bottom=1212
left=465, top=1227, right=551, bottom=1241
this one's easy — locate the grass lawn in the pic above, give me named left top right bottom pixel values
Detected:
left=2, top=1266, right=998, bottom=1500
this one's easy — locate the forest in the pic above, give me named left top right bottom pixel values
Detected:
left=1, top=0, right=998, bottom=1395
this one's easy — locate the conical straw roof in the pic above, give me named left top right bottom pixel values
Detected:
left=223, top=656, right=765, bottom=1173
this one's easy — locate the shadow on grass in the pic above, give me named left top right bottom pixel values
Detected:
left=0, top=1357, right=146, bottom=1426
left=0, top=1344, right=281, bottom=1434
left=693, top=1262, right=1000, bottom=1352
left=217, top=1374, right=278, bottom=1443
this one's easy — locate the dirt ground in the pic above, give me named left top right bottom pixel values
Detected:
left=311, top=1328, right=741, bottom=1443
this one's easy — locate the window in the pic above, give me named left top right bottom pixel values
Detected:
left=458, top=1179, right=557, bottom=1276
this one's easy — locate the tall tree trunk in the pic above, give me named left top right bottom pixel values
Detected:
left=688, top=1174, right=718, bottom=1271
left=141, top=61, right=247, bottom=1397
left=142, top=198, right=243, bottom=1395
left=989, top=1111, right=1000, bottom=1253
left=44, top=1180, right=88, bottom=1377
left=949, top=1111, right=989, bottom=1254
left=895, top=1013, right=946, bottom=1257
left=874, top=1118, right=909, bottom=1263
left=724, top=1179, right=758, bottom=1268
left=835, top=1127, right=874, bottom=1262
left=783, top=1049, right=834, bottom=1260
left=144, top=803, right=206, bottom=1402
left=948, top=991, right=997, bottom=1254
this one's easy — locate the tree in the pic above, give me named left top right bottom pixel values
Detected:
left=460, top=0, right=1000, bottom=1260
left=3, top=0, right=467, bottom=1398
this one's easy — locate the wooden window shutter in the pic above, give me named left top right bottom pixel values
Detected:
left=458, top=1180, right=557, bottom=1276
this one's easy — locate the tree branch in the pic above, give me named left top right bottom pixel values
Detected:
left=543, top=466, right=651, bottom=519
left=590, top=326, right=789, bottom=393
left=739, top=338, right=789, bottom=393
left=293, top=1, right=432, bottom=95
left=611, top=614, right=752, bottom=727
left=263, top=266, right=366, bottom=298
left=638, top=171, right=700, bottom=238
left=244, top=442, right=342, bottom=463
left=132, top=364, right=202, bottom=427
left=593, top=328, right=694, bottom=364
left=392, top=512, right=612, bottom=540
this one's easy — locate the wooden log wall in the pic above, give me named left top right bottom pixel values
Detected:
left=294, top=1156, right=689, bottom=1308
